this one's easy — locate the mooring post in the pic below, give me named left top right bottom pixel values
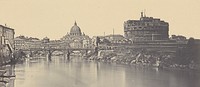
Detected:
left=63, top=50, right=66, bottom=60
left=46, top=50, right=52, bottom=61
left=85, top=49, right=88, bottom=56
left=67, top=50, right=70, bottom=60
left=94, top=47, right=98, bottom=56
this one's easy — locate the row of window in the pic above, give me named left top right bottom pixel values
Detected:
left=125, top=22, right=168, bottom=27
left=126, top=31, right=168, bottom=35
left=126, top=26, right=168, bottom=30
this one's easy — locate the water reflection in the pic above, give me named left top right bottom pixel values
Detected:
left=2, top=56, right=200, bottom=87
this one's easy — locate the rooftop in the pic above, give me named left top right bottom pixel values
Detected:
left=0, top=25, right=14, bottom=30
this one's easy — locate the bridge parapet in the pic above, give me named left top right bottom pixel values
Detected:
left=20, top=47, right=95, bottom=52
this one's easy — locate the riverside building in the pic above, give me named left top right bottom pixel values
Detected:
left=124, top=12, right=169, bottom=42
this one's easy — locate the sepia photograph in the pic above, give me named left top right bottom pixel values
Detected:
left=0, top=0, right=200, bottom=87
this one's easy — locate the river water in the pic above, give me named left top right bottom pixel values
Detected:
left=11, top=56, right=200, bottom=87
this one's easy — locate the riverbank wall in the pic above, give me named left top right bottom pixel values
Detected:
left=86, top=47, right=200, bottom=70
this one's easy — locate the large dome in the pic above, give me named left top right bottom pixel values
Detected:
left=70, top=22, right=82, bottom=36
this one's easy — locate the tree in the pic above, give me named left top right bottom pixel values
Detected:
left=187, top=37, right=195, bottom=49
left=175, top=37, right=200, bottom=65
left=187, top=38, right=199, bottom=63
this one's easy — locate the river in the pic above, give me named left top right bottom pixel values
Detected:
left=8, top=56, right=200, bottom=87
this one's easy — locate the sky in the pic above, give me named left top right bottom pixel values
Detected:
left=0, top=0, right=200, bottom=40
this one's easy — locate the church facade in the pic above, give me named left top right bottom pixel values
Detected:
left=61, top=22, right=92, bottom=48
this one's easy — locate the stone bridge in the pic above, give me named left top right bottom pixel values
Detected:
left=20, top=47, right=97, bottom=61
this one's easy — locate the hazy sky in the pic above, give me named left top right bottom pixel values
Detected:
left=0, top=0, right=200, bottom=39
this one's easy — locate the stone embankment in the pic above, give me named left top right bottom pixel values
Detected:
left=86, top=47, right=200, bottom=70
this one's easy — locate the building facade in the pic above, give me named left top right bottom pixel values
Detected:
left=0, top=25, right=15, bottom=64
left=105, top=34, right=131, bottom=44
left=124, top=12, right=169, bottom=42
left=0, top=25, right=15, bottom=48
left=14, top=37, right=27, bottom=50
left=14, top=36, right=69, bottom=51
left=14, top=36, right=42, bottom=50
